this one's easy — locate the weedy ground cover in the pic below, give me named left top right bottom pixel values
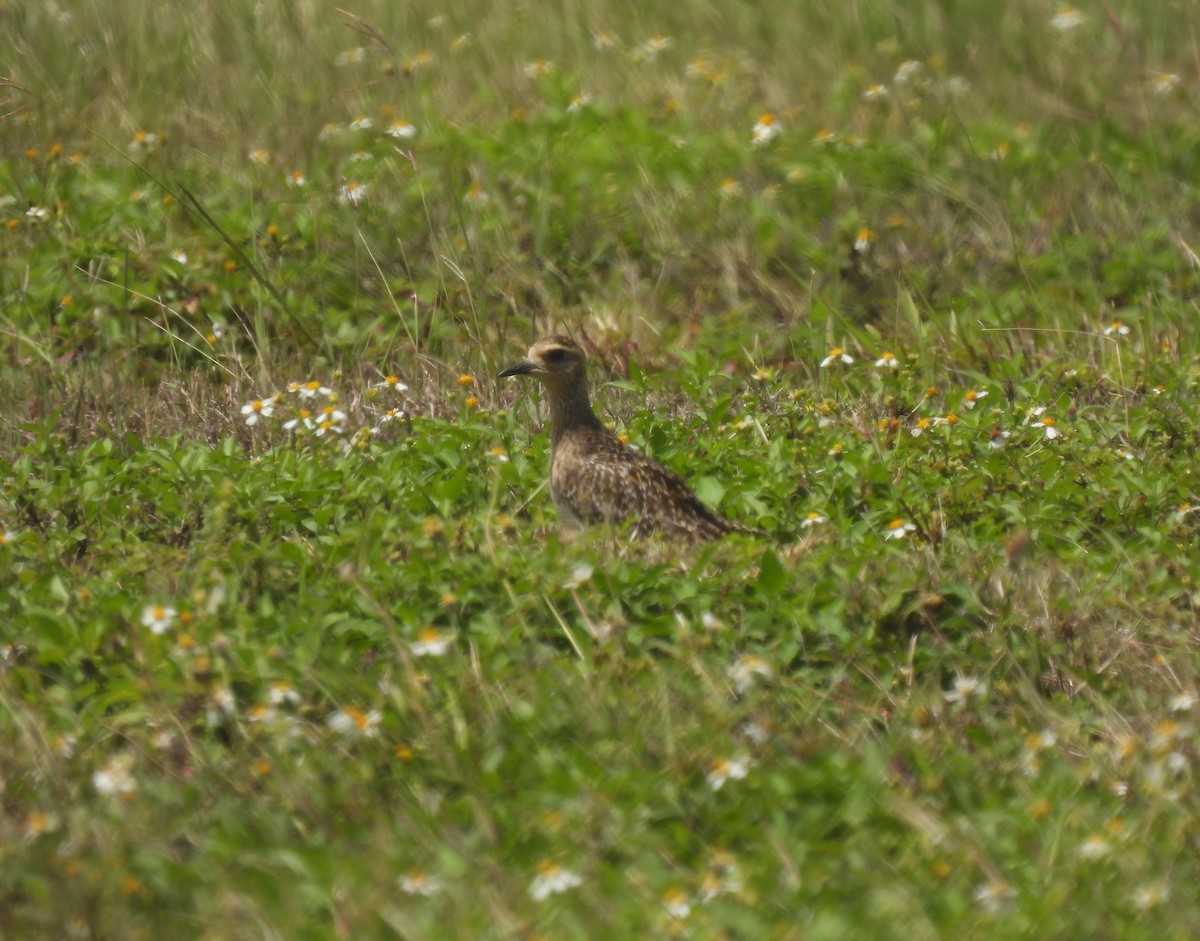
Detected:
left=2, top=0, right=1200, bottom=937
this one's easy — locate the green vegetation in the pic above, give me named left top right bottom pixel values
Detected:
left=3, top=0, right=1200, bottom=937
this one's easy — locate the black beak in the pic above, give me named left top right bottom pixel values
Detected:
left=498, top=361, right=537, bottom=378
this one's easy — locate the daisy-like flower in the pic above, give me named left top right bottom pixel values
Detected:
left=1031, top=415, right=1062, bottom=440
left=1151, top=72, right=1180, bottom=95
left=1021, top=729, right=1057, bottom=776
left=884, top=519, right=916, bottom=541
left=373, top=408, right=405, bottom=432
left=450, top=33, right=471, bottom=52
left=334, top=47, right=366, bottom=66
left=410, top=627, right=452, bottom=657
left=248, top=148, right=270, bottom=165
left=728, top=655, right=773, bottom=694
left=638, top=35, right=672, bottom=60
left=911, top=417, right=931, bottom=437
left=700, top=850, right=743, bottom=900
left=945, top=75, right=970, bottom=95
left=894, top=60, right=922, bottom=84
left=1051, top=7, right=1084, bottom=31
left=128, top=130, right=160, bottom=154
left=566, top=93, right=593, bottom=113
left=375, top=375, right=409, bottom=392
left=800, top=511, right=828, bottom=528
left=240, top=397, right=275, bottom=426
left=348, top=115, right=374, bottom=131
left=1169, top=692, right=1197, bottom=713
left=171, top=250, right=189, bottom=264
left=398, top=870, right=443, bottom=896
left=0, top=530, right=18, bottom=546
left=523, top=59, right=553, bottom=79
left=662, top=888, right=691, bottom=919
left=988, top=427, right=1010, bottom=449
left=338, top=181, right=367, bottom=206
left=404, top=50, right=435, bottom=72
left=854, top=228, right=872, bottom=252
left=313, top=406, right=347, bottom=437
left=706, top=756, right=750, bottom=791
left=751, top=113, right=781, bottom=146
left=210, top=321, right=226, bottom=341
left=592, top=29, right=617, bottom=49
left=464, top=183, right=489, bottom=205
left=1103, top=320, right=1130, bottom=337
left=820, top=347, right=854, bottom=367
left=386, top=120, right=418, bottom=139
left=286, top=170, right=307, bottom=187
left=973, top=880, right=1016, bottom=915
left=327, top=705, right=381, bottom=739
left=1132, top=884, right=1170, bottom=910
left=141, top=605, right=177, bottom=635
left=1077, top=835, right=1112, bottom=860
left=812, top=128, right=837, bottom=145
left=283, top=409, right=314, bottom=432
left=529, top=861, right=583, bottom=901
left=297, top=381, right=332, bottom=399
left=562, top=564, right=594, bottom=590
left=26, top=206, right=48, bottom=220
left=874, top=351, right=899, bottom=369
left=963, top=389, right=988, bottom=409
left=862, top=83, right=889, bottom=101
left=1149, top=719, right=1185, bottom=755
left=268, top=681, right=301, bottom=707
left=346, top=150, right=373, bottom=163
left=719, top=178, right=742, bottom=197
left=944, top=675, right=986, bottom=703
left=93, top=753, right=138, bottom=798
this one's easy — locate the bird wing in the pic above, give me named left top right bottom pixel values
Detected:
left=556, top=447, right=734, bottom=539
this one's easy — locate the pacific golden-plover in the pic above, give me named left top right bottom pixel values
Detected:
left=499, top=335, right=748, bottom=540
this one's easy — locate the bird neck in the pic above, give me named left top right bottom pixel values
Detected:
left=546, top=378, right=605, bottom=444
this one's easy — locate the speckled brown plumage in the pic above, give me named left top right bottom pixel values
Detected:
left=499, top=336, right=746, bottom=540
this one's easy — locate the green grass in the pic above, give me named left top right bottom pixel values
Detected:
left=3, top=0, right=1200, bottom=937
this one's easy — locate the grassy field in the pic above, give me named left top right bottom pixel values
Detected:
left=3, top=0, right=1200, bottom=937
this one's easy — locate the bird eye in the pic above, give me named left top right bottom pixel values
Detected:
left=544, top=348, right=566, bottom=362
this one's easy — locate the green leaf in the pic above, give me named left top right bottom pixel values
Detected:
left=693, top=475, right=726, bottom=509
left=757, top=548, right=785, bottom=595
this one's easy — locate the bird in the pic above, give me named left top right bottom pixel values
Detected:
left=498, top=335, right=750, bottom=540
